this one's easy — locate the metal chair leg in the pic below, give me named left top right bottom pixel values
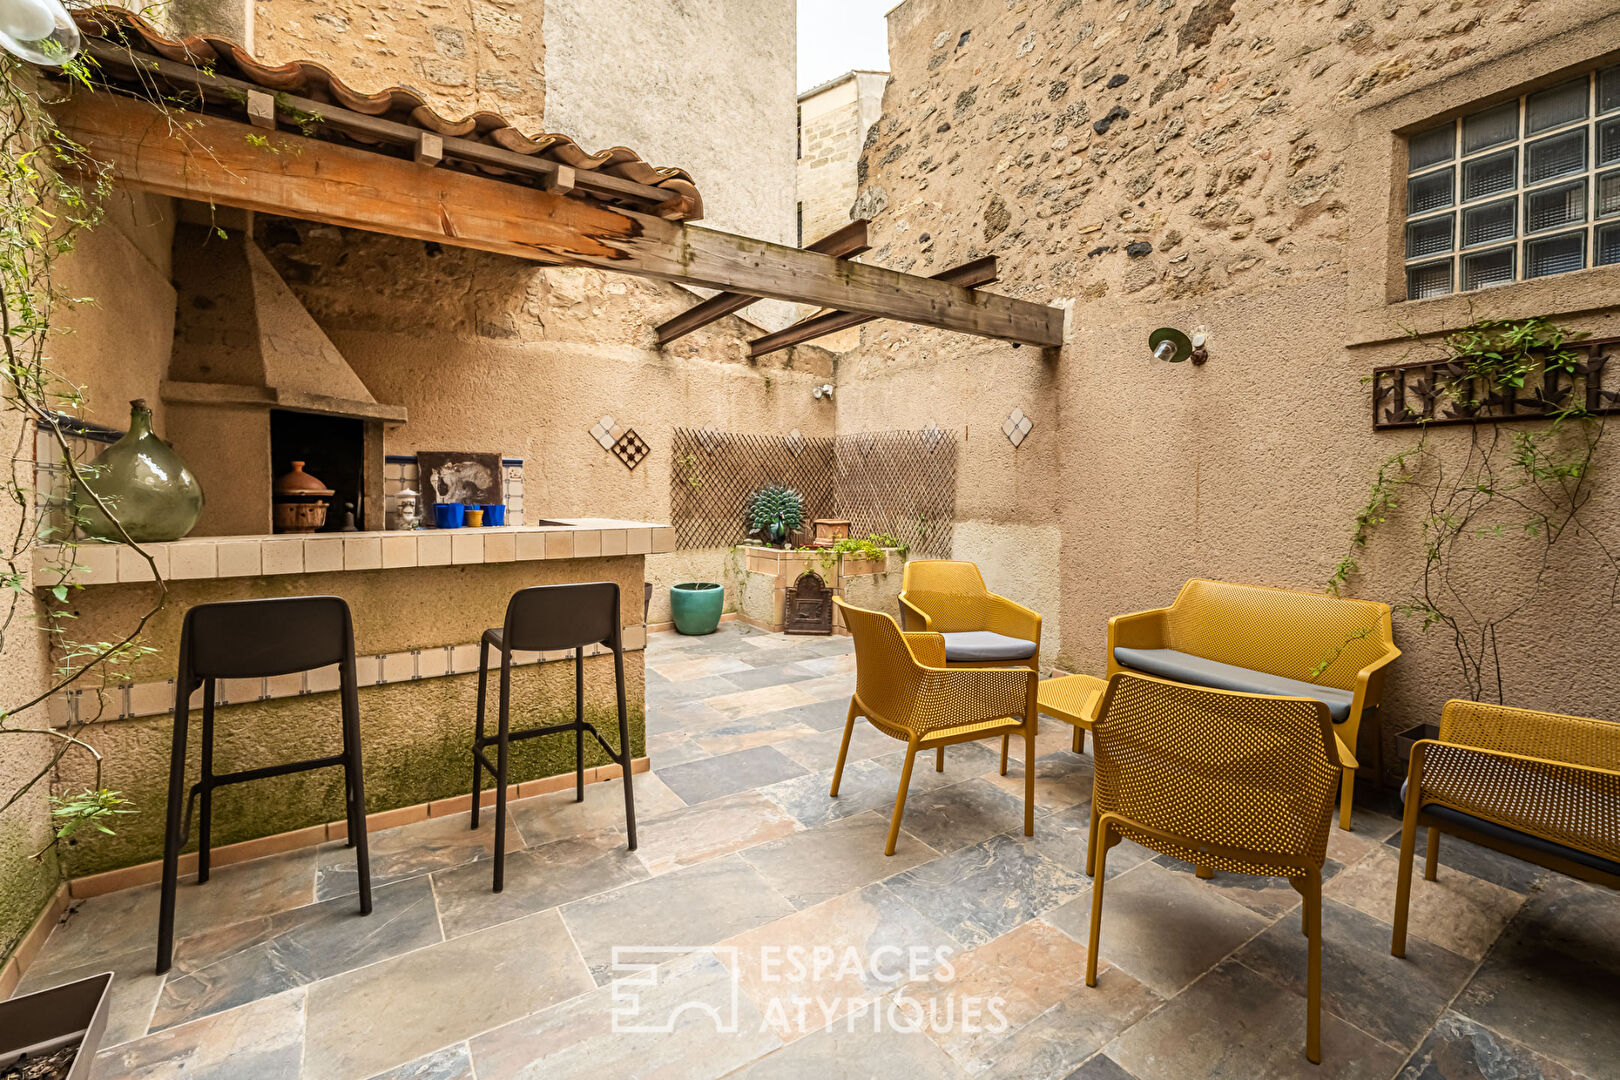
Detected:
left=1023, top=729, right=1036, bottom=837
left=155, top=681, right=193, bottom=975
left=1339, top=767, right=1355, bottom=831
left=829, top=700, right=858, bottom=797
left=1086, top=817, right=1111, bottom=987
left=471, top=638, right=489, bottom=828
left=614, top=642, right=636, bottom=851
left=493, top=657, right=512, bottom=893
left=574, top=646, right=586, bottom=803
left=1304, top=872, right=1322, bottom=1064
left=341, top=658, right=372, bottom=916
left=885, top=741, right=919, bottom=856
left=197, top=693, right=215, bottom=884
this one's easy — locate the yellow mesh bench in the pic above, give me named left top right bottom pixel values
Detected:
left=1109, top=579, right=1399, bottom=830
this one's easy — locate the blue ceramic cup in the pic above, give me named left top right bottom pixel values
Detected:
left=483, top=504, right=506, bottom=526
left=433, top=502, right=465, bottom=528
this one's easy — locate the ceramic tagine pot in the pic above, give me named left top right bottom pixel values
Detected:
left=273, top=461, right=334, bottom=533
left=75, top=399, right=205, bottom=542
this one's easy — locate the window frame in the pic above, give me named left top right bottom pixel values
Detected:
left=1402, top=65, right=1620, bottom=299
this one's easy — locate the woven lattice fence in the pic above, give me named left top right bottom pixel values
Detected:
left=670, top=427, right=956, bottom=556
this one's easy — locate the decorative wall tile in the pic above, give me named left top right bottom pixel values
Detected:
left=611, top=429, right=650, bottom=470
left=1002, top=407, right=1033, bottom=448
left=589, top=415, right=620, bottom=450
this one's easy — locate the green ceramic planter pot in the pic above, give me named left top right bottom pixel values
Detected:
left=670, top=582, right=724, bottom=635
left=73, top=399, right=205, bottom=543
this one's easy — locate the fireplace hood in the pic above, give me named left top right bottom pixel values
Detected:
left=162, top=224, right=406, bottom=423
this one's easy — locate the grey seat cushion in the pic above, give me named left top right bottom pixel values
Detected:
left=1401, top=781, right=1620, bottom=879
left=1113, top=647, right=1355, bottom=723
left=942, top=631, right=1037, bottom=662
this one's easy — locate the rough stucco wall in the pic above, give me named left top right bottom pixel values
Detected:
left=542, top=0, right=795, bottom=242
left=0, top=193, right=177, bottom=959
left=259, top=223, right=840, bottom=624
left=0, top=399, right=57, bottom=963
left=250, top=0, right=544, bottom=130
left=50, top=556, right=645, bottom=874
left=850, top=0, right=1620, bottom=775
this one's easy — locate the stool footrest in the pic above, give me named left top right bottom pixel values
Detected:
left=475, top=721, right=627, bottom=762
left=192, top=754, right=348, bottom=792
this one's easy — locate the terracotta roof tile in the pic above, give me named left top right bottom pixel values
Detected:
left=73, top=6, right=702, bottom=220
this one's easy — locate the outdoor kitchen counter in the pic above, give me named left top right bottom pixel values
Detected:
left=33, top=519, right=675, bottom=586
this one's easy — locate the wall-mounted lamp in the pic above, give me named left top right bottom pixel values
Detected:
left=812, top=384, right=834, bottom=400
left=0, top=0, right=80, bottom=65
left=1149, top=327, right=1208, bottom=366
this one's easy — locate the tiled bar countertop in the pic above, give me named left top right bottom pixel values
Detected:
left=33, top=519, right=675, bottom=587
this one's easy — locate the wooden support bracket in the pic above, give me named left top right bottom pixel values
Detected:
left=246, top=90, right=276, bottom=130
left=414, top=132, right=443, bottom=166
left=542, top=164, right=576, bottom=195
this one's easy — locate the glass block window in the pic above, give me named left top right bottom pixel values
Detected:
left=1403, top=65, right=1620, bottom=298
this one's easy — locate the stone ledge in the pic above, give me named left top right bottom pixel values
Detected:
left=31, top=519, right=676, bottom=587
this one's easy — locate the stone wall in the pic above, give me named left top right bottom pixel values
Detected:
left=797, top=71, right=888, bottom=245
left=842, top=0, right=1620, bottom=774
left=251, top=0, right=545, bottom=130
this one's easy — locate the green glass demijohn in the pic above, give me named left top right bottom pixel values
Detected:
left=74, top=399, right=205, bottom=542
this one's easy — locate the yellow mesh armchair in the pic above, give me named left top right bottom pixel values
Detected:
left=832, top=598, right=1039, bottom=855
left=1108, top=578, right=1400, bottom=830
left=1393, top=700, right=1620, bottom=957
left=1085, top=672, right=1342, bottom=1064
left=900, top=560, right=1042, bottom=770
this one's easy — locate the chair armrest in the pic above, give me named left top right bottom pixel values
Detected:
left=901, top=631, right=947, bottom=668
left=983, top=593, right=1041, bottom=645
left=1107, top=607, right=1171, bottom=653
left=1439, top=699, right=1620, bottom=769
left=1408, top=737, right=1620, bottom=861
left=914, top=665, right=1038, bottom=732
left=1350, top=640, right=1401, bottom=709
left=898, top=593, right=934, bottom=632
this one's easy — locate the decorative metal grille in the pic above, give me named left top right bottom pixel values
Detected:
left=1371, top=334, right=1620, bottom=429
left=670, top=427, right=957, bottom=555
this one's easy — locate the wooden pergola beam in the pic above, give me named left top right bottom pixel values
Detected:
left=655, top=220, right=870, bottom=345
left=51, top=93, right=1065, bottom=348
left=749, top=257, right=1000, bottom=358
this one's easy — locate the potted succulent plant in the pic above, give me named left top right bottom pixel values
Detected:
left=0, top=970, right=115, bottom=1080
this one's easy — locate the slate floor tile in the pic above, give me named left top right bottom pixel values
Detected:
left=13, top=944, right=164, bottom=1048
left=1395, top=1011, right=1584, bottom=1080
left=508, top=770, right=684, bottom=847
left=1043, top=860, right=1267, bottom=998
left=656, top=745, right=809, bottom=805
left=896, top=777, right=1035, bottom=854
left=314, top=808, right=520, bottom=901
left=1323, top=848, right=1523, bottom=960
left=1105, top=960, right=1405, bottom=1080
left=469, top=949, right=778, bottom=1080
left=560, top=854, right=795, bottom=983
left=94, top=988, right=306, bottom=1080
left=739, top=810, right=934, bottom=909
left=968, top=968, right=1162, bottom=1080
left=1454, top=875, right=1620, bottom=1079
left=151, top=874, right=442, bottom=1032
left=885, top=832, right=1092, bottom=948
left=633, top=789, right=802, bottom=875
left=760, top=758, right=903, bottom=828
left=302, top=909, right=592, bottom=1080
left=364, top=1042, right=477, bottom=1080
left=728, top=1015, right=970, bottom=1078
left=1235, top=897, right=1475, bottom=1051
left=431, top=835, right=649, bottom=938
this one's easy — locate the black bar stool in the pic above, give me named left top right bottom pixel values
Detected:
left=156, top=596, right=371, bottom=974
left=471, top=581, right=636, bottom=892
